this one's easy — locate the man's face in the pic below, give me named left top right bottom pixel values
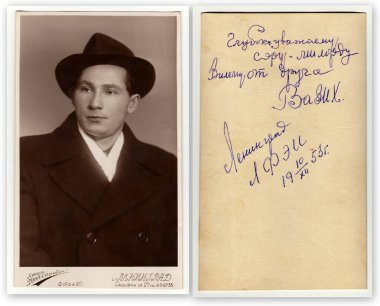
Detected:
left=72, top=64, right=138, bottom=141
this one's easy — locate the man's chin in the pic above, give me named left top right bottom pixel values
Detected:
left=81, top=127, right=107, bottom=140
left=78, top=121, right=123, bottom=142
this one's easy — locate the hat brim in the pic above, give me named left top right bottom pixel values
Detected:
left=55, top=54, right=155, bottom=98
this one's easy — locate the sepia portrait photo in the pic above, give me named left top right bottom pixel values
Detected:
left=10, top=7, right=186, bottom=292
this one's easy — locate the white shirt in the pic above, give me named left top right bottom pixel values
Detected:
left=78, top=124, right=124, bottom=182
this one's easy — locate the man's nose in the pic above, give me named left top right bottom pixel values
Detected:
left=88, top=92, right=103, bottom=110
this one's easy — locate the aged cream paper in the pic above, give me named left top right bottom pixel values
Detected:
left=199, top=13, right=366, bottom=291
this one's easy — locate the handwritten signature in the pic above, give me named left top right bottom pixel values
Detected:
left=274, top=81, right=342, bottom=110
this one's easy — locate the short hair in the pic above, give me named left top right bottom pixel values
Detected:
left=125, top=69, right=136, bottom=96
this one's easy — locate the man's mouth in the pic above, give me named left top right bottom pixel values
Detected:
left=87, top=116, right=106, bottom=121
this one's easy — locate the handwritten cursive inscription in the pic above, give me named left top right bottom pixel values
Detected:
left=281, top=144, right=329, bottom=187
left=223, top=120, right=330, bottom=188
left=227, top=25, right=335, bottom=51
left=279, top=65, right=334, bottom=89
left=274, top=81, right=342, bottom=110
left=208, top=23, right=358, bottom=112
left=208, top=57, right=268, bottom=88
left=223, top=120, right=291, bottom=174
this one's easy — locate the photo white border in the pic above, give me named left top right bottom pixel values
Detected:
left=7, top=5, right=189, bottom=295
left=192, top=5, right=372, bottom=298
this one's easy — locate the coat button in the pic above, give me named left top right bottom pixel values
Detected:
left=86, top=232, right=97, bottom=244
left=138, top=232, right=149, bottom=243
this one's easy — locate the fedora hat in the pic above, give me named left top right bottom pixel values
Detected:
left=55, top=33, right=155, bottom=98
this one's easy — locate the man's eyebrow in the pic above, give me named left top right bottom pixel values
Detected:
left=76, top=80, right=92, bottom=86
left=102, top=83, right=124, bottom=90
left=75, top=80, right=125, bottom=90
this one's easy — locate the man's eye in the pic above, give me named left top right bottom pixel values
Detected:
left=79, top=86, right=91, bottom=92
left=105, top=89, right=118, bottom=95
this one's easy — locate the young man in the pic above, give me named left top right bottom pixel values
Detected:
left=20, top=33, right=178, bottom=267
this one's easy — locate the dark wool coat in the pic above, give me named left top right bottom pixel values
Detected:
left=20, top=113, right=178, bottom=267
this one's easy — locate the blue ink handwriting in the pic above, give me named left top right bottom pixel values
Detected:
left=223, top=120, right=291, bottom=174
left=282, top=144, right=329, bottom=187
left=273, top=81, right=342, bottom=110
left=208, top=57, right=268, bottom=88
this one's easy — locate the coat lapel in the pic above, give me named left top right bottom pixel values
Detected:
left=88, top=124, right=164, bottom=230
left=41, top=113, right=109, bottom=213
left=42, top=113, right=166, bottom=226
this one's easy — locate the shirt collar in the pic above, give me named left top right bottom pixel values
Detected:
left=77, top=123, right=124, bottom=182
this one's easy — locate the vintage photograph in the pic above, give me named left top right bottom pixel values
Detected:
left=12, top=9, right=185, bottom=291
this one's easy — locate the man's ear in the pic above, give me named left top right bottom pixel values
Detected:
left=127, top=94, right=141, bottom=114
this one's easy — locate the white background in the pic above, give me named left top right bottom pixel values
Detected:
left=1, top=0, right=378, bottom=305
